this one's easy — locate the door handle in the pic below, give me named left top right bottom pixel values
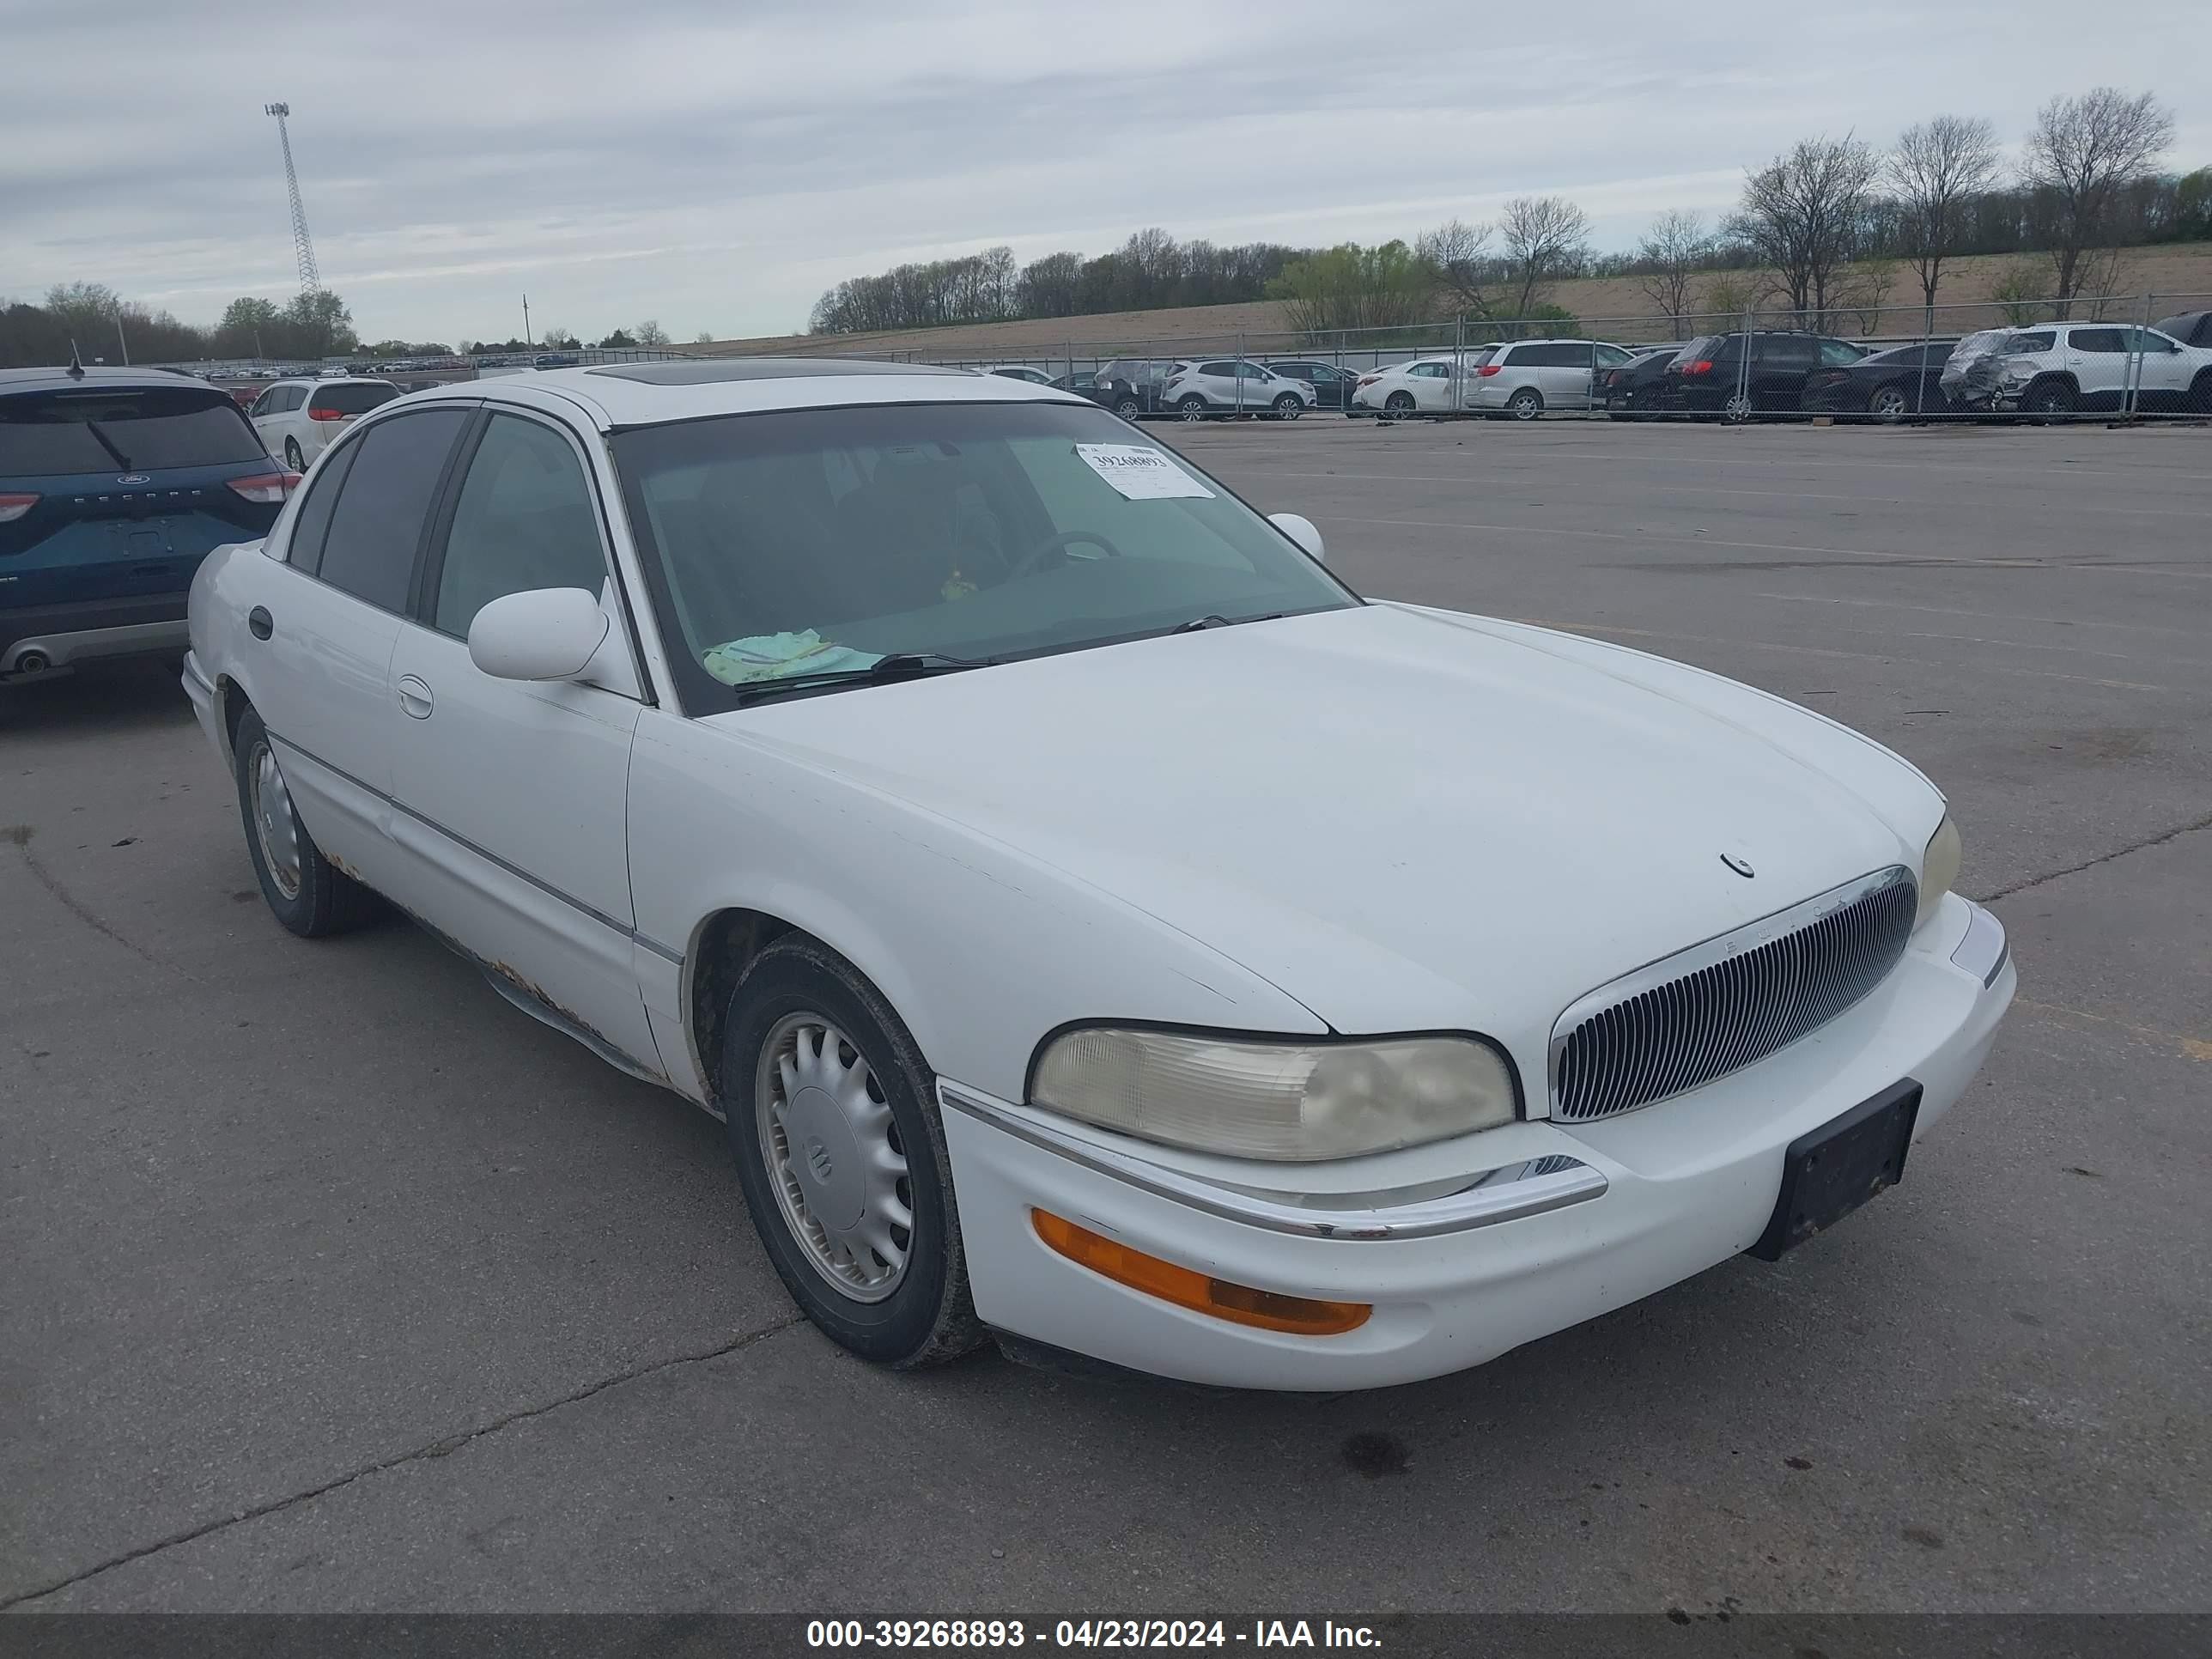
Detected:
left=396, top=674, right=434, bottom=720
left=247, top=606, right=273, bottom=641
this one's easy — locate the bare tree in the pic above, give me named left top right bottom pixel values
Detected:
left=1497, top=196, right=1590, bottom=319
left=2019, top=88, right=2174, bottom=315
left=1732, top=134, right=1881, bottom=327
left=634, top=319, right=670, bottom=347
left=1636, top=210, right=1714, bottom=337
left=1414, top=217, right=1497, bottom=317
left=1887, top=115, right=2001, bottom=327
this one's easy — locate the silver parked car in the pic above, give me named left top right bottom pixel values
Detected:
left=1163, top=359, right=1317, bottom=421
left=1464, top=339, right=1638, bottom=419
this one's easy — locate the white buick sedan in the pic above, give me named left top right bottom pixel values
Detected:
left=185, top=361, right=2014, bottom=1389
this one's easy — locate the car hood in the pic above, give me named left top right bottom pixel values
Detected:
left=702, top=604, right=1939, bottom=1071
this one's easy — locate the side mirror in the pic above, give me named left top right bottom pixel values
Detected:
left=1270, top=512, right=1325, bottom=565
left=468, top=586, right=610, bottom=681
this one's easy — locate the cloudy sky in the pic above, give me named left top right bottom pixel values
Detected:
left=3, top=0, right=2203, bottom=345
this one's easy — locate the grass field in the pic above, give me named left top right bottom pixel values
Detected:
left=696, top=242, right=2212, bottom=361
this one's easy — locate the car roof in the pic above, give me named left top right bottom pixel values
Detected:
left=395, top=356, right=1090, bottom=430
left=0, top=364, right=226, bottom=395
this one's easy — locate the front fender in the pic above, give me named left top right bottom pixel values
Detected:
left=626, top=712, right=1326, bottom=1107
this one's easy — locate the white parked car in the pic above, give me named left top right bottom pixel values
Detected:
left=1347, top=354, right=1489, bottom=417
left=1942, top=322, right=2212, bottom=415
left=1162, top=359, right=1316, bottom=420
left=1462, top=338, right=1638, bottom=419
left=185, top=361, right=2014, bottom=1390
left=246, top=376, right=402, bottom=472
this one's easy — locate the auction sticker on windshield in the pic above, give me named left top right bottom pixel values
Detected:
left=1075, top=443, right=1215, bottom=501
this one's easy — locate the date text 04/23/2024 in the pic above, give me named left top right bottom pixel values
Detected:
left=805, top=1620, right=1382, bottom=1649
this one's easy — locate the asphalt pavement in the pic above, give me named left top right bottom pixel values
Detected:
left=3, top=416, right=2206, bottom=1615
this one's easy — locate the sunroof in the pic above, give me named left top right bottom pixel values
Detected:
left=585, top=359, right=975, bottom=385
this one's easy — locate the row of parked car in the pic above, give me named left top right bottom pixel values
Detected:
left=986, top=306, right=2212, bottom=425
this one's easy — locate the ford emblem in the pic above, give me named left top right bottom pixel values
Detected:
left=118, top=474, right=150, bottom=485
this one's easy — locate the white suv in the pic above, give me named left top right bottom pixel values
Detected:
left=247, top=376, right=402, bottom=471
left=1162, top=360, right=1316, bottom=420
left=1943, top=323, right=2212, bottom=416
left=1465, top=339, right=1637, bottom=419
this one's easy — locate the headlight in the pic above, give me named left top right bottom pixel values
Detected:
left=1029, top=1028, right=1517, bottom=1161
left=1917, top=813, right=1961, bottom=930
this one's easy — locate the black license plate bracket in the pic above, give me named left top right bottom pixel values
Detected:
left=1747, top=1079, right=1923, bottom=1261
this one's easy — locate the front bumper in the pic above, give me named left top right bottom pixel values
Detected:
left=941, top=893, right=2013, bottom=1390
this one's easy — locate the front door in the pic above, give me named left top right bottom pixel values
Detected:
left=382, top=408, right=659, bottom=1077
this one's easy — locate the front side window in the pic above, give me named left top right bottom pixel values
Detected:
left=431, top=414, right=609, bottom=638
left=614, top=401, right=1356, bottom=714
left=314, top=408, right=469, bottom=611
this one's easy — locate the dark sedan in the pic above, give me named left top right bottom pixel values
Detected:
left=1262, top=360, right=1362, bottom=411
left=2154, top=310, right=2212, bottom=349
left=1601, top=345, right=1683, bottom=419
left=1802, top=341, right=1958, bottom=422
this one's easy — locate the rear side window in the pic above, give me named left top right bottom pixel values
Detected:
left=0, top=386, right=264, bottom=476
left=285, top=439, right=361, bottom=574
left=2069, top=329, right=2124, bottom=353
left=315, top=409, right=469, bottom=612
left=1817, top=339, right=1865, bottom=366
left=1197, top=362, right=1233, bottom=377
left=2004, top=331, right=2057, bottom=353
left=1762, top=336, right=1818, bottom=366
left=310, top=382, right=400, bottom=415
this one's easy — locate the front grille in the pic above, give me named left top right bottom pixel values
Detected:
left=1550, top=867, right=1917, bottom=1122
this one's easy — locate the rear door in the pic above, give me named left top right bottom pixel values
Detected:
left=244, top=404, right=474, bottom=891
left=1756, top=335, right=1819, bottom=407
left=2066, top=328, right=2128, bottom=403
left=382, top=408, right=658, bottom=1073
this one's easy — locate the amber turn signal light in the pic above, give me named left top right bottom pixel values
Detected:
left=1030, top=1209, right=1370, bottom=1337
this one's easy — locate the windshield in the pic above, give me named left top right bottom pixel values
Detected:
left=613, top=400, right=1358, bottom=713
left=311, top=381, right=400, bottom=414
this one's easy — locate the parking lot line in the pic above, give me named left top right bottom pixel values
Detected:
left=1327, top=513, right=2212, bottom=580
left=1510, top=617, right=2182, bottom=693
left=1748, top=593, right=2212, bottom=638
left=2014, top=998, right=2212, bottom=1062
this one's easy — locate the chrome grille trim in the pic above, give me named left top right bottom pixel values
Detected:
left=1547, top=866, right=1917, bottom=1122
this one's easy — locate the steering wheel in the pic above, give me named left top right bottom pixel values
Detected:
left=1004, top=528, right=1124, bottom=582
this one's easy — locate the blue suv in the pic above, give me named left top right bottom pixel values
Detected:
left=2, top=363, right=295, bottom=679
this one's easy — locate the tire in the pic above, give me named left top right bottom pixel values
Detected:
left=283, top=436, right=305, bottom=471
left=1869, top=385, right=1911, bottom=424
left=1383, top=391, right=1415, bottom=418
left=1272, top=392, right=1304, bottom=421
left=232, top=706, right=378, bottom=938
left=1113, top=396, right=1141, bottom=421
left=1176, top=396, right=1208, bottom=422
left=1721, top=392, right=1755, bottom=425
left=2189, top=372, right=2212, bottom=414
left=721, top=935, right=981, bottom=1369
left=1506, top=387, right=1544, bottom=422
left=2024, top=379, right=2075, bottom=417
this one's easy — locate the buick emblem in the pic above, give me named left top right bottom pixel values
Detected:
left=1721, top=853, right=1755, bottom=878
left=805, top=1136, right=834, bottom=1183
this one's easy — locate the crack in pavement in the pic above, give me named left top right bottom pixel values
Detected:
left=3, top=823, right=193, bottom=981
left=0, top=1313, right=807, bottom=1610
left=1978, top=806, right=2212, bottom=904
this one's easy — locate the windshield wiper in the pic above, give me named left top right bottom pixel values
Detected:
left=1169, top=611, right=1284, bottom=634
left=730, top=651, right=993, bottom=706
left=82, top=419, right=134, bottom=470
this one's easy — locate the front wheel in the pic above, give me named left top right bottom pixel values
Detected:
left=233, top=707, right=377, bottom=937
left=1176, top=395, right=1207, bottom=422
left=1273, top=392, right=1304, bottom=421
left=2189, top=372, right=2212, bottom=414
left=722, top=936, right=981, bottom=1368
left=1869, top=385, right=1911, bottom=423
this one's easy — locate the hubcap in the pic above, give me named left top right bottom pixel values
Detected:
left=1873, top=390, right=1906, bottom=420
left=1725, top=394, right=1752, bottom=422
left=756, top=1012, right=911, bottom=1303
left=249, top=740, right=302, bottom=901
